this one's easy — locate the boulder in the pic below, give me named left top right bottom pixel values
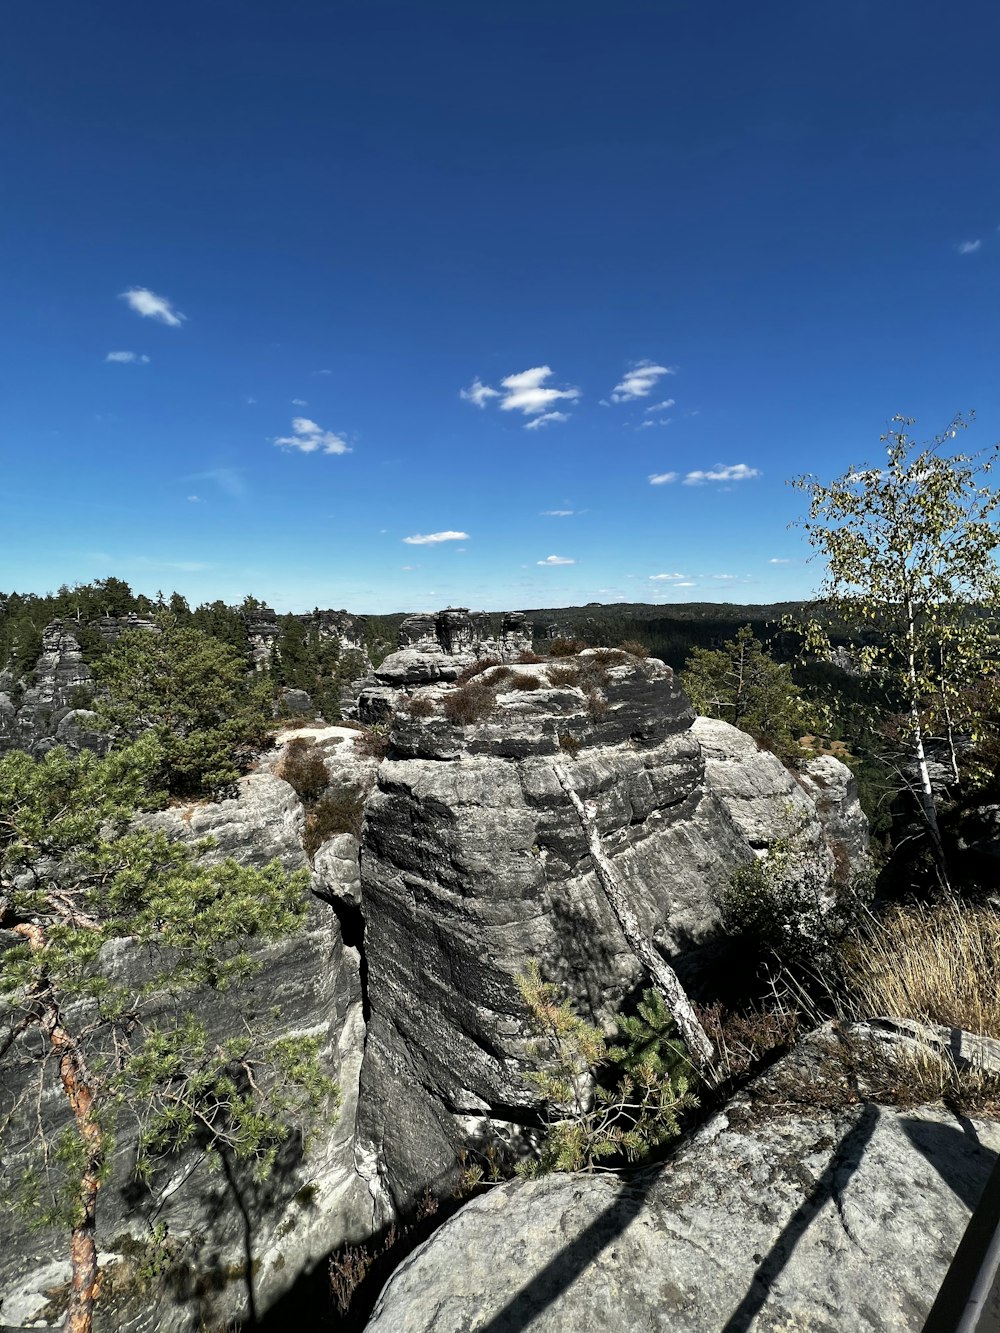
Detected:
left=365, top=1025, right=1000, bottom=1332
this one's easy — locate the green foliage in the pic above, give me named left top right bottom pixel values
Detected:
left=0, top=742, right=336, bottom=1242
left=515, top=964, right=696, bottom=1175
left=790, top=414, right=1000, bottom=881
left=608, top=988, right=689, bottom=1078
left=92, top=616, right=271, bottom=797
left=680, top=625, right=817, bottom=761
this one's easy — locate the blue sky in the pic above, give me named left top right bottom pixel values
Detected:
left=3, top=1, right=999, bottom=614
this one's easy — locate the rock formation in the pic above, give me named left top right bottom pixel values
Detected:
left=350, top=629, right=868, bottom=1218
left=363, top=1021, right=1000, bottom=1332
left=0, top=619, right=102, bottom=758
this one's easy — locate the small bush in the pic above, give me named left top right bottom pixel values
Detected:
left=590, top=648, right=628, bottom=667
left=558, top=733, right=581, bottom=757
left=443, top=681, right=496, bottom=725
left=548, top=638, right=586, bottom=658
left=617, top=640, right=650, bottom=659
left=278, top=738, right=330, bottom=802
left=508, top=672, right=544, bottom=691
left=456, top=657, right=501, bottom=684
left=547, top=664, right=581, bottom=688
left=406, top=694, right=437, bottom=719
left=304, top=790, right=364, bottom=856
left=483, top=665, right=513, bottom=685
left=516, top=650, right=544, bottom=664
left=586, top=689, right=609, bottom=720
left=353, top=727, right=390, bottom=759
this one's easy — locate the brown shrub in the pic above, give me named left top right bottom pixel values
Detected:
left=483, top=665, right=513, bottom=685
left=406, top=694, right=437, bottom=719
left=590, top=648, right=629, bottom=666
left=516, top=650, right=544, bottom=664
left=507, top=672, right=544, bottom=691
left=617, top=639, right=651, bottom=659
left=443, top=681, right=496, bottom=725
left=277, top=738, right=329, bottom=802
left=558, top=733, right=581, bottom=757
left=353, top=728, right=390, bottom=759
left=586, top=689, right=609, bottom=720
left=548, top=637, right=586, bottom=657
left=304, top=790, right=364, bottom=857
left=546, top=664, right=581, bottom=688
left=456, top=656, right=501, bottom=684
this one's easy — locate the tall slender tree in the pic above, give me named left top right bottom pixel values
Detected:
left=791, top=413, right=1000, bottom=889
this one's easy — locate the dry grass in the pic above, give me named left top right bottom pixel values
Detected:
left=546, top=664, right=582, bottom=688
left=456, top=656, right=501, bottom=684
left=277, top=738, right=330, bottom=802
left=507, top=672, right=544, bottom=691
left=443, top=680, right=496, bottom=725
left=548, top=637, right=586, bottom=658
left=617, top=640, right=650, bottom=659
left=841, top=903, right=1000, bottom=1039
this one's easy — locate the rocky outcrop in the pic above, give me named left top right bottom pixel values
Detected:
left=0, top=620, right=102, bottom=758
left=0, top=766, right=373, bottom=1333
left=353, top=640, right=870, bottom=1218
left=364, top=1023, right=1000, bottom=1332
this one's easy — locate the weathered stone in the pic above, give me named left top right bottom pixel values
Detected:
left=797, top=753, right=872, bottom=871
left=313, top=833, right=362, bottom=908
left=356, top=652, right=868, bottom=1217
left=365, top=1027, right=1000, bottom=1333
left=0, top=766, right=373, bottom=1333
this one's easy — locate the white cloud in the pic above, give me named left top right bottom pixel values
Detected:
left=313, top=368, right=333, bottom=376
left=460, top=377, right=500, bottom=408
left=292, top=398, right=308, bottom=406
left=649, top=471, right=678, bottom=485
left=683, top=463, right=760, bottom=485
left=187, top=495, right=200, bottom=503
left=611, top=360, right=676, bottom=403
left=463, top=366, right=579, bottom=422
left=537, top=554, right=575, bottom=566
left=105, top=350, right=149, bottom=364
left=711, top=573, right=736, bottom=580
left=673, top=581, right=696, bottom=588
left=120, top=287, right=185, bottom=326
left=401, top=564, right=416, bottom=570
left=646, top=398, right=676, bottom=413
left=500, top=366, right=579, bottom=416
left=273, top=416, right=351, bottom=456
left=769, top=557, right=791, bottom=565
left=649, top=572, right=685, bottom=581
left=402, top=530, right=469, bottom=545
left=541, top=509, right=575, bottom=516
left=246, top=397, right=257, bottom=405
left=525, top=410, right=569, bottom=430
left=957, top=239, right=982, bottom=254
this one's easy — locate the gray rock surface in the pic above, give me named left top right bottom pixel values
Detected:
left=365, top=1027, right=1000, bottom=1333
left=797, top=752, right=872, bottom=872
left=355, top=643, right=869, bottom=1217
left=0, top=765, right=373, bottom=1333
left=0, top=620, right=101, bottom=758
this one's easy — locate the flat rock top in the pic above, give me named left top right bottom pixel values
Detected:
left=365, top=1055, right=1000, bottom=1332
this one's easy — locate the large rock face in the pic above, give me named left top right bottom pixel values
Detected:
left=354, top=644, right=868, bottom=1218
left=364, top=1024, right=1000, bottom=1332
left=0, top=620, right=100, bottom=758
left=0, top=766, right=373, bottom=1333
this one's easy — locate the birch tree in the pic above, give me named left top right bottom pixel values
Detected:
left=791, top=413, right=1000, bottom=890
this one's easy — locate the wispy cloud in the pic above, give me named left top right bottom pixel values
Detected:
left=645, top=398, right=676, bottom=413
left=673, top=581, right=696, bottom=588
left=120, top=287, right=185, bottom=326
left=769, top=557, right=792, bottom=565
left=245, top=397, right=257, bottom=405
left=649, top=471, right=678, bottom=485
left=957, top=239, right=982, bottom=255
left=460, top=377, right=500, bottom=408
left=461, top=366, right=579, bottom=423
left=611, top=360, right=676, bottom=403
left=292, top=398, right=308, bottom=406
left=541, top=509, right=576, bottom=516
left=683, top=463, right=760, bottom=485
left=105, top=350, right=149, bottom=364
left=402, top=530, right=469, bottom=545
left=273, top=416, right=351, bottom=455
left=187, top=467, right=246, bottom=499
left=401, top=564, right=416, bottom=570
left=525, top=410, right=569, bottom=430
left=187, top=495, right=200, bottom=503
left=537, top=554, right=575, bottom=566
left=650, top=572, right=686, bottom=581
